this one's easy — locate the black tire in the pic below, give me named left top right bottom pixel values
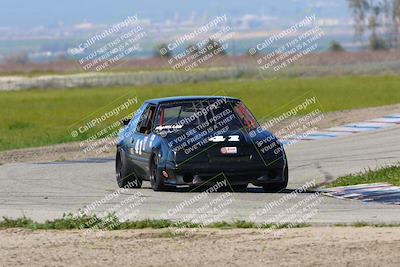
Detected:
left=116, top=151, right=142, bottom=188
left=262, top=165, right=288, bottom=193
left=231, top=184, right=248, bottom=192
left=149, top=154, right=167, bottom=191
left=262, top=181, right=288, bottom=193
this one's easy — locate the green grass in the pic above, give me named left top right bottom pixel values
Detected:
left=1, top=76, right=400, bottom=151
left=1, top=214, right=399, bottom=231
left=0, top=213, right=309, bottom=230
left=0, top=213, right=191, bottom=230
left=334, top=222, right=400, bottom=227
left=326, top=164, right=400, bottom=188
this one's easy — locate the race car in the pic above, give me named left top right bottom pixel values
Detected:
left=116, top=96, right=288, bottom=192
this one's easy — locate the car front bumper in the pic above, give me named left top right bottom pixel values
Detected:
left=159, top=159, right=287, bottom=186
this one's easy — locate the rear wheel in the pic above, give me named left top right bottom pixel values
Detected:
left=231, top=184, right=248, bottom=192
left=262, top=181, right=287, bottom=193
left=149, top=154, right=167, bottom=191
left=262, top=165, right=288, bottom=193
left=116, top=151, right=142, bottom=188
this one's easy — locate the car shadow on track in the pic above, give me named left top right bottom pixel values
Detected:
left=138, top=183, right=314, bottom=194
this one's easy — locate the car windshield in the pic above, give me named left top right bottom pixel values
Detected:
left=154, top=99, right=258, bottom=131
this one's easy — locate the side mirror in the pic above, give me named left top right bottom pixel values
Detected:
left=121, top=119, right=131, bottom=126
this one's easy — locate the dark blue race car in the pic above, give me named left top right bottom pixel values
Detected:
left=116, top=96, right=288, bottom=192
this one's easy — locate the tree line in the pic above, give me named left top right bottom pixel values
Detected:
left=347, top=0, right=400, bottom=50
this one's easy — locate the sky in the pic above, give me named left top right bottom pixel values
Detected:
left=0, top=0, right=350, bottom=27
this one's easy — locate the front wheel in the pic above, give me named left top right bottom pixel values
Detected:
left=149, top=155, right=167, bottom=191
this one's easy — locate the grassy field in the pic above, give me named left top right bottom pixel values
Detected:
left=1, top=75, right=400, bottom=151
left=326, top=165, right=400, bottom=187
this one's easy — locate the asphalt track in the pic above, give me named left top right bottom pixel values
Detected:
left=1, top=125, right=400, bottom=224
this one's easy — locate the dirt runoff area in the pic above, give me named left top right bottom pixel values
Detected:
left=1, top=227, right=400, bottom=267
left=1, top=103, right=400, bottom=164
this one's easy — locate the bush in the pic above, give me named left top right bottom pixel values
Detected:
left=154, top=43, right=172, bottom=58
left=329, top=41, right=345, bottom=52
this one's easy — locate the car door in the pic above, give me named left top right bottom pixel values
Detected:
left=132, top=104, right=157, bottom=178
left=123, top=103, right=148, bottom=176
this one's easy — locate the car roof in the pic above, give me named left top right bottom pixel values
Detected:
left=145, top=96, right=240, bottom=105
